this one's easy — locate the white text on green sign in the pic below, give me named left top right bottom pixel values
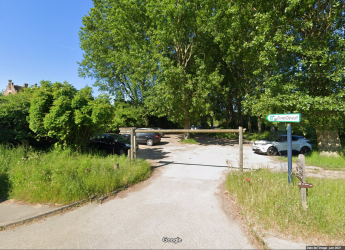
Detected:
left=266, top=113, right=301, bottom=123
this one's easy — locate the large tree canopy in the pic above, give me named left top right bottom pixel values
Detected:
left=79, top=0, right=223, bottom=130
left=79, top=0, right=345, bottom=150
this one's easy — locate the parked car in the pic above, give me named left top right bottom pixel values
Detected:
left=88, top=133, right=137, bottom=155
left=252, top=135, right=312, bottom=156
left=136, top=127, right=164, bottom=137
left=122, top=130, right=161, bottom=146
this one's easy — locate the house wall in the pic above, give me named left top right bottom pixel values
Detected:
left=3, top=80, right=28, bottom=96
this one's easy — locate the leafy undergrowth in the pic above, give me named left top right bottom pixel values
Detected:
left=206, top=133, right=239, bottom=139
left=0, top=144, right=151, bottom=205
left=226, top=169, right=345, bottom=245
left=279, top=150, right=345, bottom=171
left=244, top=131, right=273, bottom=141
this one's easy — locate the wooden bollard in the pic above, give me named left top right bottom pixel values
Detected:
left=128, top=149, right=131, bottom=158
left=114, top=163, right=119, bottom=170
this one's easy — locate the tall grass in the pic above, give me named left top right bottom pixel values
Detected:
left=0, top=144, right=151, bottom=205
left=226, top=169, right=345, bottom=244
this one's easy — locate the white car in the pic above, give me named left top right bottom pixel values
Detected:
left=252, top=135, right=312, bottom=156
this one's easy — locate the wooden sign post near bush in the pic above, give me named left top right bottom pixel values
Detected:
left=295, top=154, right=313, bottom=210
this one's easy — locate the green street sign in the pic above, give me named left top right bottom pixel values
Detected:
left=266, top=113, right=301, bottom=123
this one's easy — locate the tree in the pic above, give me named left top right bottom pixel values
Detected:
left=78, top=0, right=223, bottom=138
left=0, top=89, right=35, bottom=144
left=241, top=0, right=345, bottom=154
left=28, top=81, right=113, bottom=149
left=108, top=101, right=148, bottom=132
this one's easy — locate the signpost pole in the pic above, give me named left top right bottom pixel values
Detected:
left=287, top=121, right=292, bottom=184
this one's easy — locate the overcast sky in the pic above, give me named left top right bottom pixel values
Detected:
left=0, top=0, right=104, bottom=96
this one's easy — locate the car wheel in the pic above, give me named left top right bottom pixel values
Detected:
left=267, top=146, right=278, bottom=156
left=300, top=146, right=310, bottom=154
left=147, top=139, right=154, bottom=146
left=119, top=149, right=125, bottom=155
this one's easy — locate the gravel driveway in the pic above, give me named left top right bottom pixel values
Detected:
left=0, top=134, right=280, bottom=249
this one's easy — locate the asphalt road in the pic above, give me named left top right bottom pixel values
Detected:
left=0, top=134, right=264, bottom=249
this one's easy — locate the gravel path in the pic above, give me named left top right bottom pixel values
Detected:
left=0, top=134, right=256, bottom=249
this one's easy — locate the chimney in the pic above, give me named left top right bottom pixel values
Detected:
left=34, top=83, right=37, bottom=87
left=8, top=79, right=12, bottom=87
left=23, top=83, right=28, bottom=88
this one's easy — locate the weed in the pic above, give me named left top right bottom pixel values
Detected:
left=180, top=138, right=198, bottom=144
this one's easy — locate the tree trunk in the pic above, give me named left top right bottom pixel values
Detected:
left=237, top=97, right=243, bottom=127
left=270, top=125, right=275, bottom=134
left=316, top=129, right=342, bottom=156
left=257, top=115, right=262, bottom=137
left=183, top=121, right=191, bottom=139
left=210, top=115, right=214, bottom=129
left=247, top=112, right=252, bottom=133
left=227, top=100, right=234, bottom=127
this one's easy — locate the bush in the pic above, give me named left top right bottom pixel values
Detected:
left=0, top=144, right=151, bottom=204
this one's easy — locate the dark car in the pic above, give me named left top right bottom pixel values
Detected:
left=88, top=133, right=135, bottom=155
left=122, top=131, right=161, bottom=146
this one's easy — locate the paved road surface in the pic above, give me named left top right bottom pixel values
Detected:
left=0, top=134, right=259, bottom=249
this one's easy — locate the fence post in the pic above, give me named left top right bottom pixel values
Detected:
left=133, top=132, right=136, bottom=159
left=299, top=154, right=307, bottom=210
left=130, top=127, right=134, bottom=160
left=114, top=163, right=119, bottom=170
left=239, top=126, right=243, bottom=172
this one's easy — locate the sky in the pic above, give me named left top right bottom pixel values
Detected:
left=0, top=0, right=103, bottom=96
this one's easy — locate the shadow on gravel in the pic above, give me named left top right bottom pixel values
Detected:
left=137, top=147, right=170, bottom=161
left=194, top=134, right=252, bottom=146
left=155, top=161, right=229, bottom=168
left=158, top=141, right=169, bottom=145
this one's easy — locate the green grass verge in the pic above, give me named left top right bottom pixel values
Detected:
left=180, top=138, right=198, bottom=144
left=226, top=169, right=345, bottom=243
left=0, top=144, right=151, bottom=204
left=279, top=151, right=345, bottom=171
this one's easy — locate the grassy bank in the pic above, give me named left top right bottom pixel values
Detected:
left=226, top=169, right=345, bottom=244
left=279, top=150, right=345, bottom=171
left=0, top=145, right=151, bottom=205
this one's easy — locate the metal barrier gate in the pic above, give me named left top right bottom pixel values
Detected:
left=120, top=127, right=246, bottom=172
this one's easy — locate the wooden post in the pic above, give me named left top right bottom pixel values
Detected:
left=114, top=163, right=119, bottom=170
left=239, top=126, right=243, bottom=172
left=128, top=149, right=131, bottom=158
left=299, top=154, right=307, bottom=210
left=130, top=127, right=134, bottom=160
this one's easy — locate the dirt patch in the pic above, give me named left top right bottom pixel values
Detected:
left=102, top=166, right=163, bottom=202
left=271, top=157, right=345, bottom=179
left=218, top=180, right=268, bottom=249
left=304, top=166, right=345, bottom=179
